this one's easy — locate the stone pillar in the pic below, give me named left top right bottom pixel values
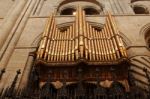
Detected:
left=130, top=55, right=150, bottom=90
left=36, top=0, right=45, bottom=15
left=18, top=53, right=34, bottom=89
left=0, top=0, right=37, bottom=89
left=0, top=0, right=27, bottom=50
left=0, top=0, right=37, bottom=68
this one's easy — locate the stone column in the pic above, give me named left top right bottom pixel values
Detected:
left=0, top=0, right=37, bottom=89
left=0, top=0, right=27, bottom=50
left=18, top=53, right=34, bottom=89
left=0, top=0, right=37, bottom=68
left=36, top=0, right=45, bottom=15
left=130, top=55, right=150, bottom=90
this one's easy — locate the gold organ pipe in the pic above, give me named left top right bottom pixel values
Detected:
left=47, top=17, right=55, bottom=61
left=91, top=27, right=96, bottom=61
left=49, top=18, right=56, bottom=61
left=64, top=29, right=68, bottom=61
left=79, top=7, right=84, bottom=58
left=86, top=23, right=90, bottom=60
left=89, top=25, right=93, bottom=61
left=93, top=28, right=98, bottom=60
left=103, top=26, right=110, bottom=61
left=52, top=28, right=58, bottom=61
left=96, top=29, right=101, bottom=61
left=57, top=32, right=62, bottom=61
left=71, top=23, right=75, bottom=61
left=106, top=18, right=114, bottom=60
left=83, top=12, right=88, bottom=60
left=59, top=32, right=63, bottom=61
left=65, top=27, right=70, bottom=61
left=105, top=21, right=114, bottom=61
left=104, top=24, right=113, bottom=61
left=68, top=26, right=72, bottom=61
left=105, top=17, right=117, bottom=61
left=62, top=30, right=67, bottom=61
left=90, top=26, right=96, bottom=61
left=63, top=29, right=66, bottom=61
left=106, top=16, right=120, bottom=59
left=54, top=29, right=60, bottom=61
left=42, top=16, right=54, bottom=59
left=95, top=30, right=100, bottom=60
left=108, top=13, right=126, bottom=57
left=98, top=31, right=104, bottom=61
left=53, top=27, right=59, bottom=61
left=87, top=23, right=92, bottom=61
left=66, top=27, right=70, bottom=61
left=110, top=15, right=127, bottom=57
left=69, top=26, right=72, bottom=60
left=95, top=30, right=102, bottom=61
left=44, top=38, right=49, bottom=60
left=101, top=29, right=108, bottom=61
left=60, top=31, right=64, bottom=61
left=50, top=22, right=57, bottom=61
left=75, top=6, right=79, bottom=60
left=58, top=31, right=62, bottom=61
left=38, top=15, right=53, bottom=59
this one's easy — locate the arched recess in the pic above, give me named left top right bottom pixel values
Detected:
left=58, top=0, right=101, bottom=9
left=57, top=0, right=103, bottom=15
left=140, top=23, right=150, bottom=49
left=60, top=7, right=76, bottom=15
left=132, top=5, right=149, bottom=14
left=131, top=0, right=150, bottom=3
left=83, top=7, right=100, bottom=15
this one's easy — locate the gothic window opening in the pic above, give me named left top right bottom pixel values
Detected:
left=84, top=8, right=100, bottom=15
left=133, top=6, right=149, bottom=14
left=60, top=8, right=76, bottom=15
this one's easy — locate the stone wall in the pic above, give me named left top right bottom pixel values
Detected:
left=0, top=0, right=149, bottom=90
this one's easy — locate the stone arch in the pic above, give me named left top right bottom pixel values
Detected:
left=60, top=7, right=76, bottom=15
left=57, top=0, right=104, bottom=15
left=58, top=0, right=101, bottom=9
left=140, top=23, right=150, bottom=36
left=132, top=4, right=149, bottom=14
left=83, top=6, right=100, bottom=15
left=131, top=0, right=150, bottom=3
left=140, top=23, right=150, bottom=48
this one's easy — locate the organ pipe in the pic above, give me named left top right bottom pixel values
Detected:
left=36, top=8, right=128, bottom=64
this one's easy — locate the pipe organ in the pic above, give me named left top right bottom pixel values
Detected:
left=36, top=7, right=127, bottom=65
left=31, top=7, right=132, bottom=98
